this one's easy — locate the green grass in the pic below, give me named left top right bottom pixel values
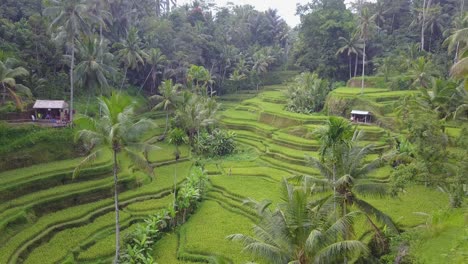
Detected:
left=125, top=194, right=174, bottom=212
left=179, top=201, right=261, bottom=263
left=411, top=209, right=467, bottom=263
left=153, top=233, right=197, bottom=264
left=211, top=175, right=282, bottom=203
left=23, top=211, right=132, bottom=264
left=365, top=185, right=450, bottom=228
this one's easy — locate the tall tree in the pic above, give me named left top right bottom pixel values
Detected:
left=315, top=116, right=354, bottom=214
left=74, top=36, right=116, bottom=96
left=336, top=33, right=364, bottom=79
left=116, top=27, right=146, bottom=89
left=45, top=0, right=89, bottom=122
left=228, top=179, right=368, bottom=264
left=74, top=92, right=156, bottom=264
left=0, top=58, right=30, bottom=110
left=151, top=79, right=180, bottom=136
left=141, top=48, right=167, bottom=94
left=358, top=7, right=374, bottom=94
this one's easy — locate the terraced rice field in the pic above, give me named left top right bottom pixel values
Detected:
left=1, top=85, right=464, bottom=263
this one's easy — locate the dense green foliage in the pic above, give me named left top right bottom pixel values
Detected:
left=0, top=0, right=467, bottom=263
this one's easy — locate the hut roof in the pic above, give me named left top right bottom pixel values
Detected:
left=33, top=100, right=69, bottom=109
left=351, top=110, right=371, bottom=115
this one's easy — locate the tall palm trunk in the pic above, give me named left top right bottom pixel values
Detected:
left=361, top=41, right=366, bottom=95
left=354, top=53, right=359, bottom=77
left=348, top=55, right=352, bottom=80
left=70, top=37, right=75, bottom=123
left=173, top=160, right=177, bottom=212
left=164, top=111, right=169, bottom=135
left=120, top=66, right=128, bottom=90
left=112, top=149, right=120, bottom=264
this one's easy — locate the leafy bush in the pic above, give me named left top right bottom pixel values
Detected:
left=285, top=73, right=332, bottom=113
left=195, top=129, right=236, bottom=157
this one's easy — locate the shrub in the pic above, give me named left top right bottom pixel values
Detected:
left=285, top=73, right=332, bottom=114
left=195, top=129, right=236, bottom=157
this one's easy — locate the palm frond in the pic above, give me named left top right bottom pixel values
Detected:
left=73, top=149, right=101, bottom=179
left=353, top=198, right=398, bottom=233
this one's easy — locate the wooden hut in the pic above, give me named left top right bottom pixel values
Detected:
left=32, top=100, right=69, bottom=122
left=350, top=110, right=372, bottom=124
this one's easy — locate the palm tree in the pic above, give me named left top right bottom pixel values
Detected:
left=252, top=48, right=275, bottom=92
left=74, top=36, right=116, bottom=96
left=358, top=7, right=374, bottom=94
left=168, top=127, right=188, bottom=212
left=85, top=0, right=112, bottom=46
left=336, top=33, right=364, bottom=79
left=308, top=131, right=398, bottom=255
left=407, top=56, right=438, bottom=89
left=116, top=27, right=147, bottom=89
left=151, top=79, right=181, bottom=136
left=73, top=92, right=157, bottom=264
left=228, top=179, right=368, bottom=264
left=0, top=58, right=31, bottom=110
left=315, top=117, right=355, bottom=215
left=174, top=93, right=217, bottom=145
left=141, top=48, right=167, bottom=94
left=45, top=0, right=89, bottom=122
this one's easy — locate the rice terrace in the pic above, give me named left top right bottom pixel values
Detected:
left=0, top=0, right=466, bottom=263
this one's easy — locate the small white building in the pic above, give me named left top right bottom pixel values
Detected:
left=350, top=110, right=372, bottom=123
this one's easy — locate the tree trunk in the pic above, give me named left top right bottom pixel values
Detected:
left=120, top=66, right=128, bottom=90
left=348, top=55, right=352, bottom=80
left=70, top=38, right=75, bottom=123
left=361, top=40, right=366, bottom=95
left=139, top=68, right=153, bottom=94
left=164, top=111, right=169, bottom=135
left=173, top=162, right=177, bottom=212
left=421, top=0, right=426, bottom=51
left=354, top=53, right=359, bottom=77
left=333, top=163, right=336, bottom=217
left=113, top=149, right=120, bottom=264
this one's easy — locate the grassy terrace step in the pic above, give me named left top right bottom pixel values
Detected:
left=23, top=211, right=133, bottom=264
left=178, top=201, right=258, bottom=264
left=260, top=156, right=317, bottom=175
left=211, top=176, right=283, bottom=205
left=0, top=161, right=113, bottom=203
left=0, top=161, right=192, bottom=264
left=0, top=149, right=111, bottom=187
left=153, top=233, right=197, bottom=264
left=0, top=172, right=132, bottom=213
left=0, top=174, right=134, bottom=243
left=205, top=192, right=257, bottom=221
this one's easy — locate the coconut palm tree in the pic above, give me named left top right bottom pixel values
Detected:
left=358, top=7, right=374, bottom=94
left=73, top=92, right=157, bottom=264
left=168, top=127, right=188, bottom=213
left=45, top=0, right=89, bottom=122
left=336, top=33, right=364, bottom=79
left=174, top=93, right=217, bottom=145
left=228, top=179, right=368, bottom=264
left=308, top=131, right=398, bottom=254
left=407, top=56, right=438, bottom=89
left=151, top=79, right=181, bottom=136
left=74, top=36, right=116, bottom=96
left=0, top=58, right=31, bottom=110
left=315, top=117, right=354, bottom=215
left=116, top=27, right=147, bottom=89
left=141, top=48, right=167, bottom=94
left=85, top=0, right=112, bottom=46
